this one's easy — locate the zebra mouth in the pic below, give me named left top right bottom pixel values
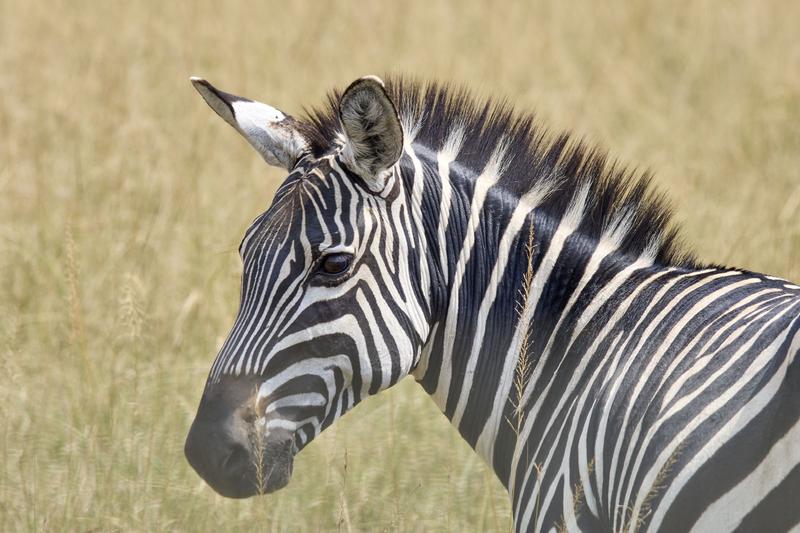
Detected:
left=200, top=430, right=297, bottom=499
left=248, top=428, right=298, bottom=496
left=184, top=375, right=302, bottom=499
left=185, top=421, right=298, bottom=498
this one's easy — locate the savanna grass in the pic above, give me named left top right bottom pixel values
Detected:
left=1, top=0, right=798, bottom=531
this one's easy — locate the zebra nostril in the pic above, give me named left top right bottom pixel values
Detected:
left=222, top=443, right=251, bottom=473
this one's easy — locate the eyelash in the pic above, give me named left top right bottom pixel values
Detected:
left=311, top=252, right=355, bottom=285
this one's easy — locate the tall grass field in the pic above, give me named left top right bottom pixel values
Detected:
left=1, top=1, right=798, bottom=530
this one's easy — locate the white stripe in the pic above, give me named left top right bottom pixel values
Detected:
left=529, top=273, right=735, bottom=531
left=617, top=292, right=790, bottom=511
left=452, top=183, right=554, bottom=434
left=435, top=125, right=466, bottom=280
left=642, top=304, right=800, bottom=532
left=412, top=321, right=440, bottom=380
left=499, top=208, right=640, bottom=461
left=433, top=143, right=508, bottom=409
left=612, top=276, right=760, bottom=519
left=691, top=348, right=800, bottom=532
left=601, top=271, right=741, bottom=530
left=516, top=183, right=592, bottom=411
left=510, top=267, right=681, bottom=510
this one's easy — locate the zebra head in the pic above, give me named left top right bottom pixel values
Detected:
left=184, top=76, right=433, bottom=498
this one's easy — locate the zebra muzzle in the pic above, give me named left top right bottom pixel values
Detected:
left=184, top=378, right=297, bottom=498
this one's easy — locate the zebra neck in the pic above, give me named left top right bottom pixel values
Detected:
left=404, top=143, right=564, bottom=464
left=404, top=142, right=639, bottom=484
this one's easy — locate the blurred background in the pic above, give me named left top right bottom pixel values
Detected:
left=1, top=0, right=798, bottom=530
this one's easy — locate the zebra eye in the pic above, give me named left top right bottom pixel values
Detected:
left=319, top=253, right=352, bottom=276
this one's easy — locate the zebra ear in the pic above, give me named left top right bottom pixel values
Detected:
left=190, top=77, right=309, bottom=170
left=339, top=76, right=403, bottom=187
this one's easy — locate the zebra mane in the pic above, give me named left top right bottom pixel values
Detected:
left=303, top=77, right=697, bottom=268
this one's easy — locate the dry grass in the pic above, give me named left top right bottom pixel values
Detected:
left=1, top=0, right=798, bottom=531
left=509, top=221, right=537, bottom=439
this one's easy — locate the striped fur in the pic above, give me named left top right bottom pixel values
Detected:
left=193, top=77, right=800, bottom=531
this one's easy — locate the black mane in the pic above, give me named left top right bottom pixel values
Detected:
left=303, top=77, right=697, bottom=268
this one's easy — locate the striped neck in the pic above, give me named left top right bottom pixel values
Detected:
left=404, top=137, right=669, bottom=488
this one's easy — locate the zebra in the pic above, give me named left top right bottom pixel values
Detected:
left=183, top=75, right=800, bottom=532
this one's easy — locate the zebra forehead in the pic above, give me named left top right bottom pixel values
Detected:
left=241, top=161, right=368, bottom=256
